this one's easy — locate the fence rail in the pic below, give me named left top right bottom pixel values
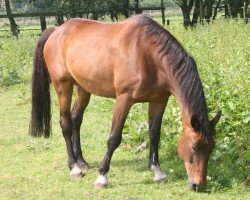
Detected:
left=1, top=6, right=249, bottom=33
left=0, top=6, right=166, bottom=32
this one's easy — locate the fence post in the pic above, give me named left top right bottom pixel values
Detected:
left=167, top=19, right=170, bottom=26
left=40, top=15, right=47, bottom=31
left=161, top=0, right=165, bottom=25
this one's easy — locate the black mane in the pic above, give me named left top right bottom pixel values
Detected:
left=135, top=15, right=214, bottom=138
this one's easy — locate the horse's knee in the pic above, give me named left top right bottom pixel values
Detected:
left=60, top=114, right=73, bottom=136
left=71, top=111, right=83, bottom=128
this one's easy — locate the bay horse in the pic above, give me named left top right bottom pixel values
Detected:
left=30, top=15, right=221, bottom=191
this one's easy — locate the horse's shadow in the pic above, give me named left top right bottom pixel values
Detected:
left=88, top=155, right=149, bottom=173
left=86, top=153, right=246, bottom=192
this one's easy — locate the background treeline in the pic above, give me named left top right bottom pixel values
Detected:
left=173, top=0, right=250, bottom=26
left=0, top=0, right=249, bottom=36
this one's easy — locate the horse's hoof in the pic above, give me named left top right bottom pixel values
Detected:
left=151, top=165, right=167, bottom=184
left=153, top=171, right=167, bottom=184
left=70, top=164, right=82, bottom=180
left=71, top=172, right=83, bottom=180
left=154, top=177, right=167, bottom=184
left=94, top=174, right=108, bottom=189
left=94, top=183, right=108, bottom=190
left=77, top=161, right=90, bottom=171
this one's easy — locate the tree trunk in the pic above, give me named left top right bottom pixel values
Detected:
left=4, top=0, right=19, bottom=37
left=212, top=0, right=221, bottom=20
left=135, top=0, right=142, bottom=14
left=199, top=0, right=205, bottom=24
left=204, top=0, right=215, bottom=23
left=40, top=15, right=46, bottom=31
left=180, top=0, right=195, bottom=27
left=225, top=3, right=228, bottom=17
left=227, top=3, right=233, bottom=18
left=192, top=0, right=200, bottom=25
left=123, top=0, right=130, bottom=18
left=174, top=0, right=195, bottom=27
left=70, top=0, right=77, bottom=18
left=244, top=0, right=250, bottom=23
left=182, top=6, right=191, bottom=26
left=56, top=14, right=64, bottom=25
left=92, top=12, right=98, bottom=20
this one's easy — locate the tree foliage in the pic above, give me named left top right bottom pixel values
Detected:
left=1, top=1, right=250, bottom=33
left=173, top=0, right=250, bottom=26
left=26, top=0, right=137, bottom=19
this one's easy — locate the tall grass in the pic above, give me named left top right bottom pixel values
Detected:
left=0, top=31, right=38, bottom=86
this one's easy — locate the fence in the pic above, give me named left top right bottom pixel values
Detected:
left=0, top=5, right=166, bottom=33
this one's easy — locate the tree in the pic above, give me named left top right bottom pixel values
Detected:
left=204, top=0, right=216, bottom=22
left=134, top=0, right=142, bottom=14
left=212, top=0, right=222, bottom=20
left=224, top=0, right=244, bottom=18
left=173, top=0, right=248, bottom=27
left=173, top=0, right=195, bottom=26
left=243, top=0, right=250, bottom=23
left=4, top=0, right=19, bottom=37
left=192, top=0, right=216, bottom=25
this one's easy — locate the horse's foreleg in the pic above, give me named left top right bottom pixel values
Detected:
left=94, top=94, right=133, bottom=189
left=57, top=81, right=81, bottom=179
left=148, top=100, right=168, bottom=183
left=71, top=86, right=90, bottom=171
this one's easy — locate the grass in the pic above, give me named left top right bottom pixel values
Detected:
left=0, top=18, right=249, bottom=199
left=0, top=85, right=249, bottom=200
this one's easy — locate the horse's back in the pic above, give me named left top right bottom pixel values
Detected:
left=44, top=16, right=169, bottom=101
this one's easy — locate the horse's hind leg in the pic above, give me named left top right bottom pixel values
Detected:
left=71, top=85, right=91, bottom=171
left=148, top=100, right=168, bottom=183
left=56, top=81, right=81, bottom=179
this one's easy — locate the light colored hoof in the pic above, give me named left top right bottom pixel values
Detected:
left=94, top=183, right=108, bottom=190
left=71, top=173, right=82, bottom=180
left=94, top=174, right=108, bottom=189
left=70, top=164, right=82, bottom=180
left=151, top=165, right=167, bottom=184
left=154, top=172, right=167, bottom=184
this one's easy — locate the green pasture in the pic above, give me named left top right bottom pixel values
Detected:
left=0, top=18, right=249, bottom=199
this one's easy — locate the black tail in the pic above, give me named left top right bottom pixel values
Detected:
left=30, top=28, right=55, bottom=138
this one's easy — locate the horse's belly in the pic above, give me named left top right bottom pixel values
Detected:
left=70, top=66, right=116, bottom=98
left=79, top=80, right=116, bottom=98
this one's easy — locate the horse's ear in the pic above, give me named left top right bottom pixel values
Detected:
left=191, top=114, right=200, bottom=132
left=210, top=111, right=222, bottom=128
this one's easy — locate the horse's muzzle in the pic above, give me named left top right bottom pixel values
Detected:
left=188, top=182, right=203, bottom=192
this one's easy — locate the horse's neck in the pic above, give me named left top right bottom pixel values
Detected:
left=172, top=88, right=208, bottom=133
left=175, top=95, right=192, bottom=128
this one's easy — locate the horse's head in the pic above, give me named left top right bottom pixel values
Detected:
left=178, top=111, right=221, bottom=191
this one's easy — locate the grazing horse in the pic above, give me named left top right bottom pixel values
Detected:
left=30, top=15, right=221, bottom=191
